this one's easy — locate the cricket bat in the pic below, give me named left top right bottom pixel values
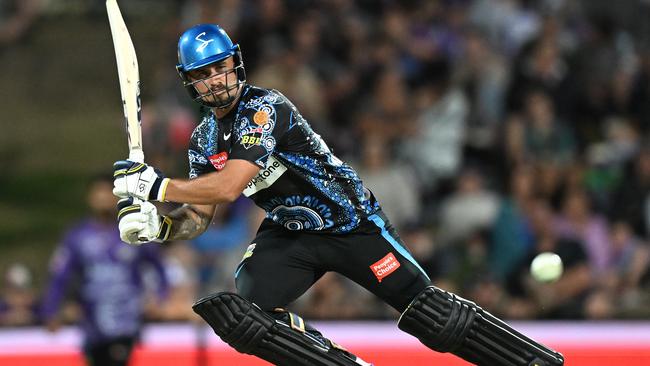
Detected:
left=106, top=0, right=144, bottom=163
left=107, top=0, right=150, bottom=241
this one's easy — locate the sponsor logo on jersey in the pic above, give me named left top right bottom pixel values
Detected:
left=208, top=151, right=228, bottom=170
left=370, top=252, right=401, bottom=282
left=243, top=156, right=287, bottom=197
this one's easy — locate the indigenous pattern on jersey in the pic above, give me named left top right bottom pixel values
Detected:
left=188, top=85, right=379, bottom=233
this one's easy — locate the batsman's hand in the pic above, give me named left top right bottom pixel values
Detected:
left=117, top=198, right=172, bottom=245
left=113, top=160, right=170, bottom=201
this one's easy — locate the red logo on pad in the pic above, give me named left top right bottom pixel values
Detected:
left=370, top=252, right=401, bottom=282
left=209, top=152, right=228, bottom=170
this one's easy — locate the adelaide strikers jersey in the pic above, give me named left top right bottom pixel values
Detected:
left=187, top=84, right=379, bottom=233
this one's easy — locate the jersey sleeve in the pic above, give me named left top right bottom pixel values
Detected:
left=188, top=132, right=213, bottom=179
left=41, top=235, right=80, bottom=321
left=229, top=91, right=291, bottom=168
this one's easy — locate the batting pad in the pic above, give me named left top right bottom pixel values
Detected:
left=398, top=286, right=564, bottom=366
left=192, top=292, right=372, bottom=366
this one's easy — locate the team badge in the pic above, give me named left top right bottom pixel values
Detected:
left=195, top=32, right=214, bottom=52
left=240, top=127, right=263, bottom=149
left=253, top=110, right=269, bottom=126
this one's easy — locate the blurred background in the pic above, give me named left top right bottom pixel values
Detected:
left=1, top=0, right=650, bottom=365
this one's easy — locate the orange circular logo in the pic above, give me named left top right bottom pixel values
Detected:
left=253, top=110, right=269, bottom=126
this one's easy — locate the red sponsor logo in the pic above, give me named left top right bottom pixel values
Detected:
left=208, top=152, right=228, bottom=170
left=370, top=252, right=400, bottom=282
left=245, top=126, right=264, bottom=134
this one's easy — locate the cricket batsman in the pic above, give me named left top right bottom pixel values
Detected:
left=113, top=24, right=564, bottom=366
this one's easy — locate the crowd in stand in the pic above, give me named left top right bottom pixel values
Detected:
left=2, top=0, right=650, bottom=327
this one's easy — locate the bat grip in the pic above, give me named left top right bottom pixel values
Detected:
left=127, top=150, right=149, bottom=241
left=130, top=194, right=149, bottom=241
left=128, top=149, right=145, bottom=164
left=135, top=195, right=150, bottom=242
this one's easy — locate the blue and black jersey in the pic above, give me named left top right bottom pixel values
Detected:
left=187, top=84, right=380, bottom=233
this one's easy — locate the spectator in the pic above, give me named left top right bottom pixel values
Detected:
left=352, top=133, right=421, bottom=230
left=400, top=223, right=447, bottom=286
left=398, top=58, right=469, bottom=191
left=555, top=188, right=612, bottom=275
left=506, top=199, right=592, bottom=319
left=505, top=89, right=576, bottom=166
left=609, top=146, right=650, bottom=237
left=0, top=263, right=38, bottom=326
left=490, top=165, right=536, bottom=280
left=250, top=44, right=328, bottom=128
left=507, top=34, right=574, bottom=116
left=190, top=198, right=255, bottom=294
left=454, top=28, right=509, bottom=153
left=297, top=273, right=382, bottom=320
left=585, top=221, right=650, bottom=319
left=41, top=176, right=169, bottom=366
left=157, top=242, right=198, bottom=322
left=468, top=0, right=542, bottom=57
left=437, top=167, right=500, bottom=247
left=0, top=0, right=41, bottom=47
left=450, top=230, right=498, bottom=306
left=356, top=65, right=414, bottom=146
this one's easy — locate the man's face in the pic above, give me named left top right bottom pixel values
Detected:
left=187, top=56, right=238, bottom=105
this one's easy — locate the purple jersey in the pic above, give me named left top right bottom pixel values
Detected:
left=42, top=219, right=168, bottom=345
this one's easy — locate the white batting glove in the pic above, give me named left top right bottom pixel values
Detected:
left=113, top=160, right=170, bottom=201
left=117, top=198, right=172, bottom=245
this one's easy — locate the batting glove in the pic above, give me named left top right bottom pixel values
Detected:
left=113, top=160, right=170, bottom=201
left=117, top=198, right=172, bottom=245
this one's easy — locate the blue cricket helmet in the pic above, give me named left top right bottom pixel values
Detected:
left=176, top=24, right=246, bottom=108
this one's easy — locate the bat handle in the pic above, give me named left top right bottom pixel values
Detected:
left=134, top=195, right=151, bottom=242
left=134, top=195, right=150, bottom=242
left=128, top=149, right=145, bottom=164
left=127, top=149, right=149, bottom=241
left=127, top=150, right=145, bottom=205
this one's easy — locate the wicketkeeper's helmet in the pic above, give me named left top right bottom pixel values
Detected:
left=176, top=24, right=246, bottom=108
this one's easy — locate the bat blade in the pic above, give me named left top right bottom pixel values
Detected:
left=106, top=0, right=144, bottom=163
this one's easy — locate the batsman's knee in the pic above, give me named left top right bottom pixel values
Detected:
left=398, top=286, right=564, bottom=366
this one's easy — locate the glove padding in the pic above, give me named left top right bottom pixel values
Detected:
left=113, top=160, right=170, bottom=201
left=117, top=198, right=172, bottom=245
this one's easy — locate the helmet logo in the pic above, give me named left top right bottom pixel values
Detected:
left=195, top=32, right=214, bottom=52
